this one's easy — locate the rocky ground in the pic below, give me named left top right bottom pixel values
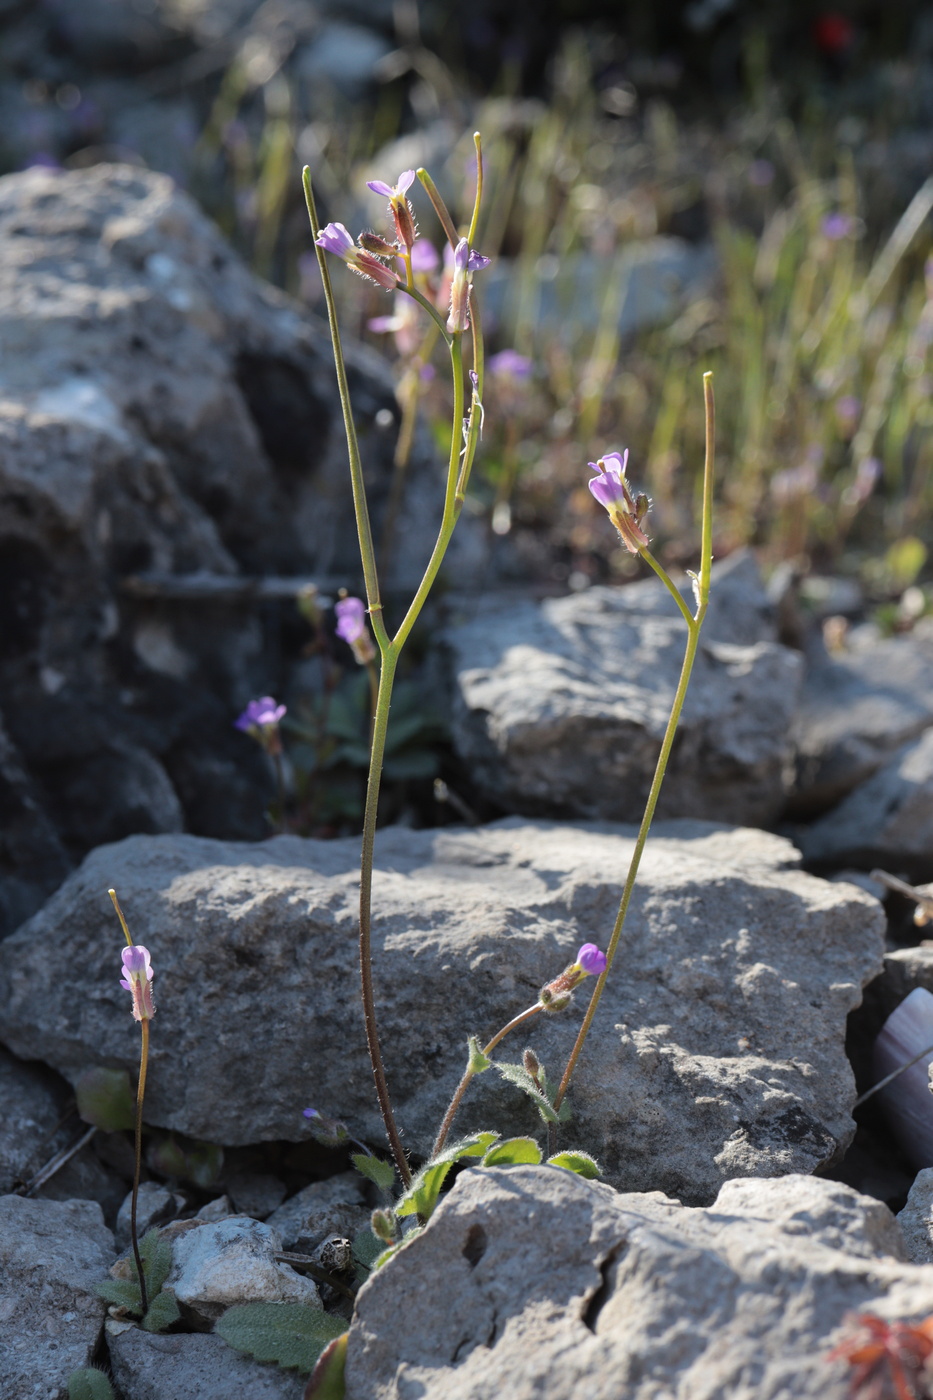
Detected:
left=5, top=156, right=933, bottom=1399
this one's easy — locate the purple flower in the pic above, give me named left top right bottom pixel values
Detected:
left=367, top=170, right=418, bottom=251
left=335, top=597, right=375, bottom=665
left=315, top=222, right=398, bottom=292
left=488, top=349, right=532, bottom=380
left=235, top=697, right=286, bottom=731
left=410, top=239, right=439, bottom=274
left=822, top=212, right=855, bottom=240
left=335, top=597, right=366, bottom=644
left=366, top=169, right=416, bottom=200
left=588, top=450, right=651, bottom=554
left=447, top=238, right=491, bottom=334
left=576, top=943, right=607, bottom=976
left=121, top=945, right=155, bottom=1022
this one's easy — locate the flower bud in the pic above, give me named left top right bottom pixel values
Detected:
left=360, top=231, right=399, bottom=257
left=371, top=1208, right=396, bottom=1244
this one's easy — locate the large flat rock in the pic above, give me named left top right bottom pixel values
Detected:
left=0, top=820, right=883, bottom=1203
left=446, top=553, right=803, bottom=827
left=345, top=1166, right=929, bottom=1400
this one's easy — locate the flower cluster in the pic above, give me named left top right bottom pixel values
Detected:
left=588, top=450, right=651, bottom=554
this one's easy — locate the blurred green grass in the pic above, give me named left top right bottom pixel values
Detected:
left=188, top=30, right=933, bottom=600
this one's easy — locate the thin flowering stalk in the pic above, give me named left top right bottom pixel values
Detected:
left=432, top=944, right=607, bottom=1157
left=552, top=374, right=716, bottom=1121
left=110, top=887, right=153, bottom=1317
left=303, top=144, right=489, bottom=1188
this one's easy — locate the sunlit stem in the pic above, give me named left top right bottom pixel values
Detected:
left=432, top=1002, right=542, bottom=1157
left=553, top=373, right=715, bottom=1115
left=133, top=1019, right=150, bottom=1316
left=416, top=168, right=458, bottom=249
left=302, top=164, right=485, bottom=1189
left=467, top=132, right=483, bottom=249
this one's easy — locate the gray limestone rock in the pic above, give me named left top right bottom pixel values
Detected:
left=266, top=1172, right=370, bottom=1250
left=345, top=1166, right=927, bottom=1400
left=0, top=1045, right=69, bottom=1194
left=0, top=819, right=883, bottom=1203
left=115, top=1182, right=184, bottom=1251
left=167, top=1215, right=320, bottom=1326
left=790, top=630, right=933, bottom=814
left=897, top=1168, right=933, bottom=1264
left=0, top=1195, right=114, bottom=1400
left=799, top=729, right=933, bottom=875
left=107, top=1322, right=305, bottom=1400
left=446, top=552, right=803, bottom=826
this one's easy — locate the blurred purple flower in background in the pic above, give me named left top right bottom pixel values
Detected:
left=488, top=349, right=532, bottom=380
left=335, top=596, right=366, bottom=644
left=822, top=211, right=855, bottom=240
left=235, top=697, right=286, bottom=731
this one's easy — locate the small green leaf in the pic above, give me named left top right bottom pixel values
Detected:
left=185, top=1142, right=224, bottom=1189
left=351, top=1153, right=396, bottom=1193
left=467, top=1036, right=492, bottom=1074
left=75, top=1068, right=135, bottom=1133
left=352, top=1227, right=385, bottom=1283
left=67, top=1369, right=115, bottom=1400
left=395, top=1159, right=453, bottom=1220
left=303, top=1331, right=348, bottom=1400
left=495, top=1061, right=571, bottom=1125
left=138, top=1229, right=173, bottom=1296
left=96, top=1277, right=142, bottom=1311
left=432, top=1131, right=499, bottom=1166
left=146, top=1135, right=187, bottom=1178
left=216, top=1303, right=347, bottom=1375
left=142, top=1287, right=180, bottom=1333
left=547, top=1151, right=601, bottom=1179
left=482, top=1137, right=542, bottom=1167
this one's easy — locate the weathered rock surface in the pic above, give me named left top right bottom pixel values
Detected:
left=0, top=163, right=464, bottom=927
left=0, top=1195, right=114, bottom=1400
left=897, top=1168, right=933, bottom=1264
left=266, top=1171, right=369, bottom=1250
left=168, top=1215, right=320, bottom=1325
left=115, top=1182, right=184, bottom=1250
left=799, top=729, right=933, bottom=875
left=446, top=552, right=803, bottom=826
left=345, top=1166, right=927, bottom=1400
left=790, top=629, right=933, bottom=814
left=0, top=819, right=883, bottom=1202
left=0, top=1045, right=69, bottom=1194
left=107, top=1321, right=305, bottom=1400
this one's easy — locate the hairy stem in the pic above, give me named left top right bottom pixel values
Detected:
left=553, top=374, right=716, bottom=1116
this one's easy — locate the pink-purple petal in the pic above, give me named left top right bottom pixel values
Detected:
left=577, top=943, right=607, bottom=975
left=366, top=180, right=394, bottom=197
left=397, top=169, right=416, bottom=193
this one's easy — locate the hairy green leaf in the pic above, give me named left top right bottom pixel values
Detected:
left=67, top=1369, right=115, bottom=1400
left=351, top=1153, right=396, bottom=1193
left=431, top=1131, right=499, bottom=1166
left=495, top=1061, right=571, bottom=1125
left=75, top=1068, right=135, bottom=1133
left=142, top=1287, right=181, bottom=1333
left=138, top=1228, right=173, bottom=1296
left=216, top=1303, right=347, bottom=1374
left=467, top=1037, right=492, bottom=1074
left=482, top=1137, right=542, bottom=1167
left=303, top=1331, right=348, bottom=1400
left=352, top=1226, right=386, bottom=1283
left=96, top=1277, right=142, bottom=1311
left=547, top=1150, right=601, bottom=1179
left=395, top=1159, right=453, bottom=1220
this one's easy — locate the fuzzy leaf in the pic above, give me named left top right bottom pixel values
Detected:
left=482, top=1137, right=542, bottom=1167
left=351, top=1153, right=396, bottom=1193
left=547, top=1150, right=601, bottom=1179
left=303, top=1331, right=348, bottom=1400
left=467, top=1037, right=492, bottom=1074
left=216, top=1303, right=347, bottom=1375
left=395, top=1159, right=453, bottom=1220
left=185, top=1141, right=224, bottom=1189
left=431, top=1131, right=499, bottom=1166
left=352, top=1227, right=386, bottom=1283
left=138, top=1229, right=173, bottom=1296
left=142, top=1287, right=181, bottom=1333
left=67, top=1369, right=115, bottom=1400
left=97, top=1277, right=142, bottom=1311
left=75, top=1068, right=135, bottom=1133
left=495, top=1061, right=571, bottom=1125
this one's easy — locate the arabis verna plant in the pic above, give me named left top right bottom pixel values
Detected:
left=303, top=137, right=715, bottom=1201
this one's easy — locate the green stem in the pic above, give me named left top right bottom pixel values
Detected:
left=432, top=1002, right=542, bottom=1157
left=417, top=168, right=459, bottom=250
left=553, top=374, right=715, bottom=1114
left=398, top=282, right=451, bottom=341
left=301, top=168, right=388, bottom=652
left=467, top=132, right=484, bottom=249
left=132, top=1019, right=150, bottom=1317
